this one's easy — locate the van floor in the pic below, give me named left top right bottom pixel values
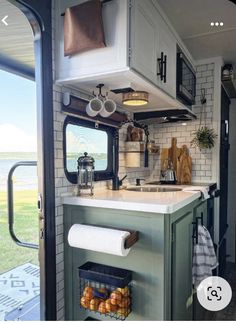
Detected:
left=0, top=263, right=39, bottom=320
left=206, top=262, right=236, bottom=320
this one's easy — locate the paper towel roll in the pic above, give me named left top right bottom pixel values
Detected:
left=68, top=224, right=131, bottom=257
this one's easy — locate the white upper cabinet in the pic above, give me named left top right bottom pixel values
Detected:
left=55, top=0, right=193, bottom=110
left=129, top=0, right=159, bottom=85
left=129, top=0, right=176, bottom=97
left=157, top=17, right=177, bottom=97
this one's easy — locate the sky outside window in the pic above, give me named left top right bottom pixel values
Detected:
left=0, top=69, right=36, bottom=152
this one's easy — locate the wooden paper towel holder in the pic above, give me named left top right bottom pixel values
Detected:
left=81, top=223, right=139, bottom=249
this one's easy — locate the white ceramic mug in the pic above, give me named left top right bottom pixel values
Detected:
left=86, top=97, right=103, bottom=117
left=100, top=99, right=116, bottom=117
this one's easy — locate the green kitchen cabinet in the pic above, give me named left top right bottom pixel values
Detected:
left=171, top=211, right=194, bottom=320
left=63, top=199, right=208, bottom=321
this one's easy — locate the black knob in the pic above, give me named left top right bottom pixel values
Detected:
left=136, top=178, right=145, bottom=186
left=213, top=189, right=220, bottom=198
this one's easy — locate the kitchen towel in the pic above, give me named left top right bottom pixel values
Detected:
left=64, top=0, right=106, bottom=56
left=192, top=225, right=218, bottom=288
left=68, top=224, right=131, bottom=257
left=182, top=186, right=210, bottom=200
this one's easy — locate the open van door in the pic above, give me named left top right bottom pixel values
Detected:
left=0, top=0, right=56, bottom=320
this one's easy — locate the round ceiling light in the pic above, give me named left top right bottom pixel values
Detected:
left=122, top=91, right=149, bottom=106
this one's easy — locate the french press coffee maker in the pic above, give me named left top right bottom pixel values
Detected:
left=77, top=152, right=95, bottom=196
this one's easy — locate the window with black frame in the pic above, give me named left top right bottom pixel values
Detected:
left=63, top=116, right=116, bottom=184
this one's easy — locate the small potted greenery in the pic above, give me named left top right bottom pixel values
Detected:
left=191, top=88, right=217, bottom=151
left=191, top=126, right=217, bottom=150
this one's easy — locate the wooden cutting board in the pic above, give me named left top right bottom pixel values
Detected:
left=178, top=145, right=192, bottom=184
left=160, top=137, right=182, bottom=171
left=160, top=148, right=169, bottom=170
left=168, top=137, right=182, bottom=172
left=160, top=138, right=192, bottom=184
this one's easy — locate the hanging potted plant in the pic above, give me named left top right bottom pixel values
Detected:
left=191, top=126, right=217, bottom=150
left=190, top=89, right=217, bottom=150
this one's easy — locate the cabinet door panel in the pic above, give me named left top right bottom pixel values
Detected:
left=172, top=211, right=193, bottom=320
left=157, top=19, right=176, bottom=97
left=130, top=0, right=159, bottom=84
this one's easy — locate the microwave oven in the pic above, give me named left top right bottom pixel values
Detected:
left=176, top=51, right=196, bottom=106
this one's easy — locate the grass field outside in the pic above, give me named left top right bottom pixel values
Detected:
left=0, top=190, right=39, bottom=273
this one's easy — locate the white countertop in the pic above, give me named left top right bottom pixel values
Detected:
left=62, top=185, right=203, bottom=214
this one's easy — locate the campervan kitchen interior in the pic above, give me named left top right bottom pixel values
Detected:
left=0, top=0, right=236, bottom=321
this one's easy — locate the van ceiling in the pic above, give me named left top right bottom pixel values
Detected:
left=158, top=0, right=236, bottom=67
left=0, top=0, right=34, bottom=79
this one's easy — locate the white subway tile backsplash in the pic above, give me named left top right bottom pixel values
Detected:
left=197, top=65, right=207, bottom=72
left=208, top=63, right=215, bottom=70
left=147, top=62, right=215, bottom=183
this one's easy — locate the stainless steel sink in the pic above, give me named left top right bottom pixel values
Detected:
left=126, top=187, right=182, bottom=192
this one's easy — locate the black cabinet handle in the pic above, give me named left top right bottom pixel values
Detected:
left=163, top=54, right=167, bottom=83
left=192, top=212, right=204, bottom=244
left=157, top=52, right=164, bottom=81
left=157, top=52, right=167, bottom=83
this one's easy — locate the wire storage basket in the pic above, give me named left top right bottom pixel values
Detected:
left=79, top=262, right=132, bottom=320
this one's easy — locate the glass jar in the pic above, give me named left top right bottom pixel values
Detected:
left=77, top=152, right=94, bottom=196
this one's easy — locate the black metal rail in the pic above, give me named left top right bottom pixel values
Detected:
left=7, top=161, right=39, bottom=249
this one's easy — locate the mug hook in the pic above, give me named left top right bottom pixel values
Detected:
left=92, top=83, right=106, bottom=99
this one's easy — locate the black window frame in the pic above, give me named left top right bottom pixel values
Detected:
left=63, top=116, right=116, bottom=184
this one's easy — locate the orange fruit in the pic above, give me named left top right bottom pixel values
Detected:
left=110, top=290, right=122, bottom=306
left=105, top=299, right=118, bottom=313
left=80, top=296, right=90, bottom=309
left=83, top=290, right=94, bottom=301
left=117, top=286, right=130, bottom=297
left=117, top=307, right=131, bottom=317
left=84, top=286, right=94, bottom=294
left=119, top=297, right=131, bottom=308
left=89, top=298, right=100, bottom=311
left=98, top=301, right=107, bottom=314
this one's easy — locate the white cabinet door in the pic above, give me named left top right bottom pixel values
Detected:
left=130, top=0, right=176, bottom=97
left=157, top=19, right=177, bottom=98
left=129, top=0, right=159, bottom=85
